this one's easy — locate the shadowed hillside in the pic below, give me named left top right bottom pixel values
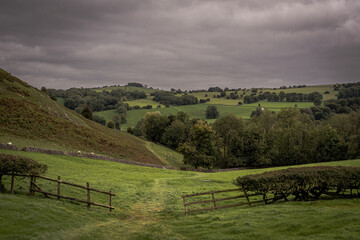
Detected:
left=0, top=68, right=162, bottom=165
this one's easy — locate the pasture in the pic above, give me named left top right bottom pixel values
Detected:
left=95, top=101, right=314, bottom=129
left=1, top=149, right=360, bottom=240
left=263, top=84, right=337, bottom=101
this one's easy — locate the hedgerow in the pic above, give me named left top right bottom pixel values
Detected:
left=234, top=167, right=360, bottom=201
left=0, top=154, right=48, bottom=192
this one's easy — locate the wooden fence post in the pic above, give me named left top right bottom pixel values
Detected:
left=109, top=191, right=112, bottom=213
left=244, top=190, right=251, bottom=206
left=182, top=196, right=188, bottom=216
left=86, top=182, right=91, bottom=209
left=211, top=192, right=217, bottom=209
left=57, top=176, right=61, bottom=200
left=10, top=171, right=15, bottom=194
left=29, top=176, right=34, bottom=196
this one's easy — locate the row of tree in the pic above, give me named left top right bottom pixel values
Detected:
left=151, top=92, right=198, bottom=106
left=243, top=92, right=323, bottom=105
left=47, top=88, right=147, bottom=112
left=129, top=108, right=360, bottom=169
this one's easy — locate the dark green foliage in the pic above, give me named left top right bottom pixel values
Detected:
left=141, top=112, right=169, bottom=142
left=338, top=83, right=360, bottom=99
left=127, top=82, right=144, bottom=88
left=160, top=120, right=187, bottom=148
left=234, top=166, right=360, bottom=201
left=81, top=106, right=93, bottom=120
left=178, top=121, right=217, bottom=168
left=152, top=92, right=198, bottom=106
left=93, top=115, right=106, bottom=125
left=49, top=87, right=146, bottom=112
left=0, top=154, right=47, bottom=191
left=106, top=120, right=115, bottom=129
left=50, top=94, right=57, bottom=101
left=40, top=87, right=47, bottom=93
left=64, top=95, right=85, bottom=110
left=212, top=114, right=244, bottom=168
left=243, top=91, right=323, bottom=104
left=132, top=106, right=359, bottom=169
left=116, top=105, right=127, bottom=115
left=208, top=87, right=223, bottom=92
left=205, top=106, right=219, bottom=119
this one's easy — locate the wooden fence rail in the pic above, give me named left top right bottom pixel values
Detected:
left=6, top=174, right=115, bottom=212
left=182, top=188, right=264, bottom=215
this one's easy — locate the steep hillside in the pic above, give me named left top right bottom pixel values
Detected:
left=0, top=68, right=162, bottom=165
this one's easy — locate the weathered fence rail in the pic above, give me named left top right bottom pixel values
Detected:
left=182, top=188, right=264, bottom=215
left=5, top=174, right=115, bottom=212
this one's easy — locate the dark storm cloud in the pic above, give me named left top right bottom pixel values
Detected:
left=1, top=0, right=359, bottom=89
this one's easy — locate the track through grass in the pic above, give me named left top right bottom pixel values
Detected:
left=1, top=150, right=360, bottom=239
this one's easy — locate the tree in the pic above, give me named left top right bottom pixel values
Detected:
left=206, top=106, right=219, bottom=119
left=0, top=154, right=47, bottom=192
left=161, top=120, right=187, bottom=148
left=314, top=97, right=322, bottom=106
left=64, top=95, right=85, bottom=110
left=213, top=114, right=244, bottom=168
left=81, top=106, right=93, bottom=120
left=141, top=112, right=169, bottom=142
left=178, top=121, right=217, bottom=168
left=93, top=115, right=106, bottom=125
left=107, top=120, right=115, bottom=129
left=112, top=114, right=121, bottom=130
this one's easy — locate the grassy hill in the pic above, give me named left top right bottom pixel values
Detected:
left=0, top=69, right=162, bottom=165
left=1, top=149, right=359, bottom=239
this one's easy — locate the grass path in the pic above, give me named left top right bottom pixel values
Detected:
left=145, top=142, right=168, bottom=166
left=1, top=150, right=360, bottom=239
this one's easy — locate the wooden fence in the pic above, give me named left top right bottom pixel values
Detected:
left=6, top=174, right=115, bottom=212
left=181, top=188, right=264, bottom=215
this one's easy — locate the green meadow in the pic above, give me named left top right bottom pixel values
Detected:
left=1, top=149, right=360, bottom=240
left=95, top=101, right=314, bottom=129
left=263, top=84, right=337, bottom=101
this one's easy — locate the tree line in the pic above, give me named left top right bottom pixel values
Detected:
left=244, top=91, right=323, bottom=105
left=128, top=107, right=360, bottom=169
left=151, top=92, right=198, bottom=106
left=47, top=87, right=147, bottom=113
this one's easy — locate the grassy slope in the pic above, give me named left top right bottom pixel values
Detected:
left=0, top=149, right=359, bottom=240
left=0, top=69, right=161, bottom=165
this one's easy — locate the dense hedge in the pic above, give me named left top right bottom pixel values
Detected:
left=0, top=154, right=47, bottom=192
left=234, top=167, right=360, bottom=201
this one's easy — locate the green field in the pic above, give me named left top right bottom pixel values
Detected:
left=264, top=84, right=337, bottom=101
left=124, top=99, right=165, bottom=108
left=95, top=101, right=314, bottom=129
left=1, top=149, right=360, bottom=240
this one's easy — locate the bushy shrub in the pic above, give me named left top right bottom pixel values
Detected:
left=0, top=154, right=47, bottom=192
left=234, top=166, right=360, bottom=201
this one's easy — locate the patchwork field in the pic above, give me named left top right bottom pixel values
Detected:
left=95, top=101, right=315, bottom=129
left=1, top=149, right=359, bottom=240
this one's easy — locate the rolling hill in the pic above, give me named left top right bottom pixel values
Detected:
left=0, top=68, right=162, bottom=165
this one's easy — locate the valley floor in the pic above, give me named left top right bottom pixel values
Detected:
left=1, top=150, right=360, bottom=240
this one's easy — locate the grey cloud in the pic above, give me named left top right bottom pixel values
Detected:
left=0, top=0, right=359, bottom=90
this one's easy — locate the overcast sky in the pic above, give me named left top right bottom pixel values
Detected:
left=1, top=0, right=360, bottom=90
